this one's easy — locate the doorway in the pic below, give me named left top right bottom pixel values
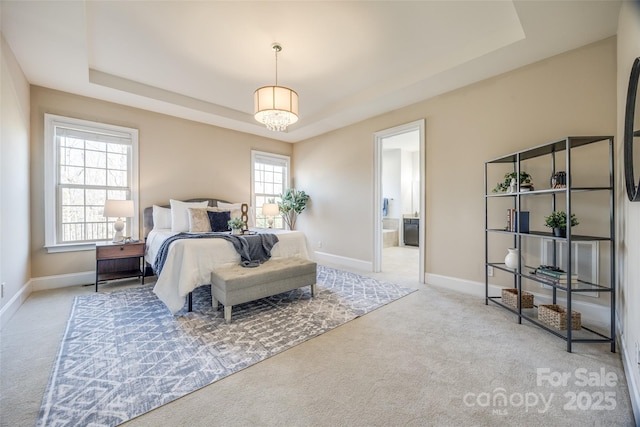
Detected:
left=373, top=120, right=425, bottom=283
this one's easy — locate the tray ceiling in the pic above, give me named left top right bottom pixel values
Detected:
left=1, top=1, right=621, bottom=142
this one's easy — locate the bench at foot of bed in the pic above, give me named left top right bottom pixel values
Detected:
left=210, top=257, right=317, bottom=323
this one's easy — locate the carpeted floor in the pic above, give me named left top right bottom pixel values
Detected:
left=36, top=266, right=415, bottom=426
left=1, top=263, right=635, bottom=426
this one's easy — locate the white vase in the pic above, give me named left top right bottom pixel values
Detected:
left=232, top=228, right=242, bottom=235
left=504, top=248, right=520, bottom=269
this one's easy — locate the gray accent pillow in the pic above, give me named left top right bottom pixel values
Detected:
left=208, top=210, right=231, bottom=232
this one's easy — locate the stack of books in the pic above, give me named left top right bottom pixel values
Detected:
left=506, top=209, right=530, bottom=233
left=532, top=266, right=578, bottom=286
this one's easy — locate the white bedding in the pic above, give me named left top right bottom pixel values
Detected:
left=147, top=228, right=310, bottom=313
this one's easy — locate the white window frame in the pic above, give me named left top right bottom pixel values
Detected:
left=44, top=114, right=139, bottom=253
left=250, top=150, right=290, bottom=229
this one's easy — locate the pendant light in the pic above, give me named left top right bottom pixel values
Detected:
left=254, top=43, right=299, bottom=132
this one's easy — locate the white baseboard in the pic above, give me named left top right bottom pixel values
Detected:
left=618, top=329, right=640, bottom=424
left=425, top=273, right=487, bottom=297
left=1, top=271, right=111, bottom=329
left=0, top=280, right=32, bottom=330
left=30, top=271, right=94, bottom=292
left=313, top=251, right=372, bottom=272
left=425, top=273, right=611, bottom=329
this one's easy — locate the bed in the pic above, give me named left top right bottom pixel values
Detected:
left=143, top=198, right=310, bottom=314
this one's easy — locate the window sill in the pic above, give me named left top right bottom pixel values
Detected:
left=45, top=243, right=97, bottom=254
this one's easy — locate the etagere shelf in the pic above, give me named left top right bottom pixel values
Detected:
left=484, top=136, right=615, bottom=353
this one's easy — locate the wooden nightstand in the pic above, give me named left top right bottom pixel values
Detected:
left=95, top=241, right=145, bottom=291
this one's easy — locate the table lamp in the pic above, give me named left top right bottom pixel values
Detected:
left=104, top=199, right=135, bottom=242
left=262, top=203, right=279, bottom=228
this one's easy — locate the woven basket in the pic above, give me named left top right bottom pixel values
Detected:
left=501, top=288, right=534, bottom=309
left=538, top=304, right=581, bottom=330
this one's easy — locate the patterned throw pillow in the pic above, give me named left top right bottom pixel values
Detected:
left=208, top=210, right=231, bottom=232
left=187, top=208, right=212, bottom=233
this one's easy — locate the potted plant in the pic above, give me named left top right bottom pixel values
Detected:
left=493, top=171, right=533, bottom=193
left=228, top=217, right=245, bottom=235
left=544, top=211, right=579, bottom=237
left=277, top=189, right=309, bottom=230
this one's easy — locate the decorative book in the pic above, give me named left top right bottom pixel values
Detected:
left=533, top=266, right=578, bottom=284
left=506, top=209, right=530, bottom=233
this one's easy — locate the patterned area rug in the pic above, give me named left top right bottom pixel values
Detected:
left=37, top=265, right=416, bottom=426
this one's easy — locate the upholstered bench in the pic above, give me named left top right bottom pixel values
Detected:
left=210, top=257, right=317, bottom=323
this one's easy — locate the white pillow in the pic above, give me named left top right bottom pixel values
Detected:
left=152, top=205, right=172, bottom=229
left=217, top=201, right=242, bottom=210
left=170, top=199, right=209, bottom=232
left=216, top=202, right=243, bottom=220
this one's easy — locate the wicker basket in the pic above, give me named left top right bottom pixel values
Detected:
left=501, top=288, right=534, bottom=309
left=538, top=304, right=581, bottom=330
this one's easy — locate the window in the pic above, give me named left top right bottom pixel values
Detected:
left=44, top=114, right=139, bottom=252
left=251, top=151, right=290, bottom=228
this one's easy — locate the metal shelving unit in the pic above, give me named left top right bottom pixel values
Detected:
left=484, top=136, right=615, bottom=353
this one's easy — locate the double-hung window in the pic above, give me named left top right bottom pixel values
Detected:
left=44, top=114, right=139, bottom=252
left=251, top=151, right=290, bottom=229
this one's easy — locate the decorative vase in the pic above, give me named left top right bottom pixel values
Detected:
left=553, top=227, right=566, bottom=237
left=232, top=228, right=242, bottom=235
left=504, top=248, right=520, bottom=269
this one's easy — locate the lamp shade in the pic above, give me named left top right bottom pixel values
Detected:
left=103, top=199, right=134, bottom=218
left=254, top=86, right=299, bottom=131
left=262, top=203, right=280, bottom=216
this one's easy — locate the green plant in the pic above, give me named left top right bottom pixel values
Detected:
left=492, top=171, right=532, bottom=193
left=277, top=188, right=310, bottom=230
left=227, top=217, right=245, bottom=230
left=544, top=211, right=579, bottom=229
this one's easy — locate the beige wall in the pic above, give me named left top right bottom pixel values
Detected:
left=15, top=30, right=625, bottom=325
left=617, top=0, right=640, bottom=418
left=295, top=37, right=616, bottom=282
left=29, top=87, right=292, bottom=278
left=0, top=34, right=30, bottom=314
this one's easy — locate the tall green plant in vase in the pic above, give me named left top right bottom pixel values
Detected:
left=278, top=189, right=309, bottom=230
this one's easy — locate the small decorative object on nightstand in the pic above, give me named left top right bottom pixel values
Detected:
left=95, top=241, right=145, bottom=291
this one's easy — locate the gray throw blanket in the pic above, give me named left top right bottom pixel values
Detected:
left=153, top=232, right=279, bottom=275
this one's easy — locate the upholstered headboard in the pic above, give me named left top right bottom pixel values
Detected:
left=143, top=198, right=249, bottom=238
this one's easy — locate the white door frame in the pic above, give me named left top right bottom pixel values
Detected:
left=373, top=119, right=425, bottom=283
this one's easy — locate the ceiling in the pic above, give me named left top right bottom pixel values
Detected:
left=0, top=1, right=621, bottom=143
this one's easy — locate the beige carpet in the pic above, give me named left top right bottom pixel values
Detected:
left=1, top=265, right=635, bottom=427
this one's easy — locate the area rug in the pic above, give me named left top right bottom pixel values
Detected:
left=37, top=265, right=416, bottom=426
